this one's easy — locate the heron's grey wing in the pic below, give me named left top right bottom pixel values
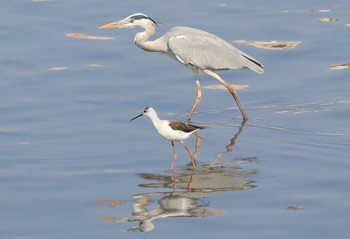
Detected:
left=167, top=27, right=263, bottom=73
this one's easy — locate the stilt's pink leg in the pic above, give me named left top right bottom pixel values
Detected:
left=170, top=141, right=177, bottom=171
left=181, top=141, right=197, bottom=170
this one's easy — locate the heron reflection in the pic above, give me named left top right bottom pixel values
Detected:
left=97, top=160, right=258, bottom=232
left=192, top=119, right=246, bottom=163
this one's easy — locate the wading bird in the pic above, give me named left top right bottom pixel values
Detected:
left=130, top=107, right=204, bottom=170
left=100, top=13, right=264, bottom=121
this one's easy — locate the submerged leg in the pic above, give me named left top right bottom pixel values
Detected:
left=187, top=68, right=202, bottom=121
left=170, top=141, right=177, bottom=171
left=180, top=141, right=197, bottom=170
left=203, top=69, right=248, bottom=122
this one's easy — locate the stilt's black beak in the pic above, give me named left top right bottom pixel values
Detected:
left=130, top=113, right=143, bottom=121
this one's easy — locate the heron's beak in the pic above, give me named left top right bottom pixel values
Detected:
left=99, top=21, right=126, bottom=29
left=130, top=113, right=143, bottom=121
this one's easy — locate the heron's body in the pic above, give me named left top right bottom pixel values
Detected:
left=142, top=26, right=263, bottom=73
left=130, top=107, right=202, bottom=170
left=100, top=13, right=264, bottom=121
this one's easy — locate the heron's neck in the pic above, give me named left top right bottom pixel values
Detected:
left=134, top=25, right=166, bottom=53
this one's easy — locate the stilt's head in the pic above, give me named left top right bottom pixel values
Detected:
left=130, top=106, right=158, bottom=121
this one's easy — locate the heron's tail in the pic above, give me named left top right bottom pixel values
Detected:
left=241, top=53, right=264, bottom=74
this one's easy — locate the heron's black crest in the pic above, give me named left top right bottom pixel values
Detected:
left=144, top=106, right=150, bottom=113
left=128, top=13, right=158, bottom=27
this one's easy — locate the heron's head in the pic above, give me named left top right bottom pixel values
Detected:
left=99, top=13, right=158, bottom=29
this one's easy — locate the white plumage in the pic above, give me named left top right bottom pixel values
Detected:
left=130, top=107, right=204, bottom=170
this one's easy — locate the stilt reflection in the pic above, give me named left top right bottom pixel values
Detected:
left=97, top=158, right=258, bottom=232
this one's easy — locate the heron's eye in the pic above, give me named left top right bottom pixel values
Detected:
left=130, top=19, right=134, bottom=23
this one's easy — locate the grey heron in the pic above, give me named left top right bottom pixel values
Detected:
left=100, top=13, right=264, bottom=121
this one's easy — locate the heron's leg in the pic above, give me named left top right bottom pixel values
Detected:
left=170, top=141, right=177, bottom=171
left=180, top=141, right=197, bottom=170
left=187, top=68, right=202, bottom=121
left=193, top=132, right=202, bottom=161
left=203, top=69, right=248, bottom=122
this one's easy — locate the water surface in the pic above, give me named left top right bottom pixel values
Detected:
left=1, top=0, right=349, bottom=238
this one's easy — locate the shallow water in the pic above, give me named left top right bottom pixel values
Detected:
left=1, top=0, right=350, bottom=238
